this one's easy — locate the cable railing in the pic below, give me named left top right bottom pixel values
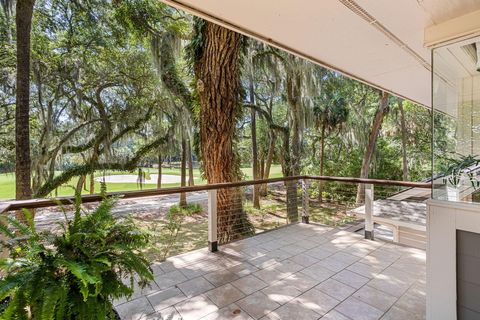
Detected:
left=0, top=175, right=430, bottom=213
left=0, top=175, right=431, bottom=259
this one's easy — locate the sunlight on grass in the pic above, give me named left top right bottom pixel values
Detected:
left=0, top=165, right=283, bottom=200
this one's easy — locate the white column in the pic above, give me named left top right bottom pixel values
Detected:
left=364, top=183, right=374, bottom=240
left=208, top=189, right=218, bottom=252
left=302, top=179, right=310, bottom=223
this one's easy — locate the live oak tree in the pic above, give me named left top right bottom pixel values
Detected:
left=190, top=19, right=254, bottom=243
left=0, top=0, right=443, bottom=214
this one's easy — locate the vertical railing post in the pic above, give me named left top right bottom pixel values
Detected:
left=364, top=183, right=374, bottom=240
left=208, top=189, right=218, bottom=252
left=302, top=179, right=310, bottom=224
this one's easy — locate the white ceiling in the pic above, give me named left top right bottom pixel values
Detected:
left=160, top=0, right=480, bottom=108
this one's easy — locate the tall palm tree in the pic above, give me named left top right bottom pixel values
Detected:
left=15, top=0, right=35, bottom=201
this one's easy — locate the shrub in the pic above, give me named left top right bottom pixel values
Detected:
left=0, top=195, right=153, bottom=319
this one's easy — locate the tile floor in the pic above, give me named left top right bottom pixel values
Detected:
left=115, top=223, right=426, bottom=320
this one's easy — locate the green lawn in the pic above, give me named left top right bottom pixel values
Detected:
left=0, top=165, right=283, bottom=200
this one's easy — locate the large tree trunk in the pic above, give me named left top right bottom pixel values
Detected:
left=284, top=67, right=303, bottom=223
left=260, top=131, right=275, bottom=196
left=249, top=79, right=260, bottom=209
left=89, top=172, right=95, bottom=194
left=157, top=148, right=162, bottom=189
left=398, top=99, right=408, bottom=181
left=194, top=22, right=253, bottom=243
left=356, top=92, right=390, bottom=204
left=318, top=125, right=326, bottom=202
left=187, top=138, right=194, bottom=186
left=179, top=134, right=187, bottom=207
left=15, top=0, right=35, bottom=202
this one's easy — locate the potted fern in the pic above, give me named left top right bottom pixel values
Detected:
left=0, top=193, right=154, bottom=319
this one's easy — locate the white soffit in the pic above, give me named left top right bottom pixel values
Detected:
left=160, top=0, right=480, bottom=108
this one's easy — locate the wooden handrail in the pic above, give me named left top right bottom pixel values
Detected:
left=0, top=175, right=431, bottom=213
left=305, top=176, right=431, bottom=188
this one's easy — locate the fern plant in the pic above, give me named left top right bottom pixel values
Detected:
left=0, top=194, right=154, bottom=319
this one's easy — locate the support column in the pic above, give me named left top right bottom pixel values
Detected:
left=302, top=179, right=310, bottom=224
left=208, top=189, right=218, bottom=252
left=364, top=183, right=374, bottom=240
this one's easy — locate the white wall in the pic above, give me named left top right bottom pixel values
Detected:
left=427, top=200, right=480, bottom=320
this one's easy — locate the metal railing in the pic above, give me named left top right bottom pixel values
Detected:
left=0, top=176, right=431, bottom=256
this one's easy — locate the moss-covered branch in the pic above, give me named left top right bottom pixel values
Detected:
left=35, top=129, right=173, bottom=198
left=151, top=32, right=192, bottom=110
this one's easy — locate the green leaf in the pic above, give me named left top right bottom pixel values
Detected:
left=41, top=286, right=61, bottom=320
left=55, top=259, right=97, bottom=287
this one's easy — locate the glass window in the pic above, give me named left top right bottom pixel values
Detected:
left=432, top=36, right=480, bottom=202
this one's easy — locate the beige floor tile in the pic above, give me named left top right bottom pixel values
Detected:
left=205, top=284, right=245, bottom=308
left=332, top=270, right=369, bottom=289
left=316, top=256, right=351, bottom=272
left=232, top=275, right=268, bottom=295
left=248, top=255, right=278, bottom=269
left=364, top=250, right=400, bottom=266
left=204, top=268, right=240, bottom=287
left=394, top=291, right=426, bottom=315
left=264, top=249, right=293, bottom=261
left=142, top=306, right=182, bottom=319
left=259, top=240, right=287, bottom=251
left=240, top=247, right=269, bottom=259
left=300, top=263, right=335, bottom=282
left=264, top=300, right=320, bottom=320
left=295, top=240, right=319, bottom=250
left=352, top=285, right=397, bottom=312
left=155, top=270, right=188, bottom=290
left=200, top=303, right=253, bottom=320
left=380, top=305, right=422, bottom=320
left=116, top=297, right=155, bottom=320
left=304, top=247, right=335, bottom=260
left=316, top=278, right=356, bottom=301
left=335, top=297, right=383, bottom=320
left=147, top=287, right=187, bottom=311
left=261, top=282, right=303, bottom=304
left=341, top=245, right=373, bottom=258
left=155, top=261, right=180, bottom=274
left=150, top=262, right=166, bottom=276
left=330, top=252, right=360, bottom=264
left=236, top=291, right=281, bottom=319
left=180, top=262, right=221, bottom=279
left=281, top=244, right=308, bottom=255
left=253, top=266, right=291, bottom=283
left=228, top=262, right=259, bottom=277
left=288, top=253, right=320, bottom=267
left=279, top=272, right=320, bottom=292
left=177, top=277, right=215, bottom=297
left=175, top=294, right=219, bottom=320
left=367, top=273, right=411, bottom=298
left=271, top=259, right=304, bottom=273
left=346, top=262, right=384, bottom=279
left=358, top=255, right=394, bottom=269
left=295, top=288, right=339, bottom=316
left=321, top=310, right=352, bottom=320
